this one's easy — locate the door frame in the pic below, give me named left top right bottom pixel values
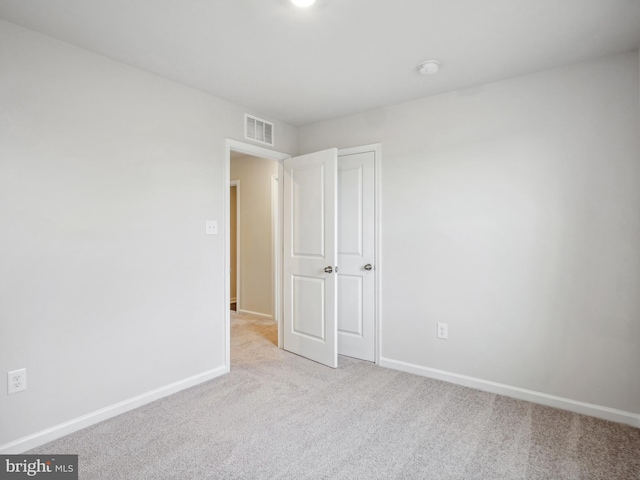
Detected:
left=229, top=180, right=240, bottom=309
left=271, top=174, right=279, bottom=323
left=224, top=139, right=291, bottom=370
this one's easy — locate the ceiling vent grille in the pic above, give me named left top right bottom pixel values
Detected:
left=245, top=114, right=274, bottom=146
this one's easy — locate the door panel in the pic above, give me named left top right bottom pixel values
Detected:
left=292, top=275, right=325, bottom=340
left=337, top=275, right=363, bottom=335
left=338, top=166, right=363, bottom=255
left=283, top=149, right=338, bottom=368
left=292, top=164, right=325, bottom=257
left=337, top=151, right=375, bottom=362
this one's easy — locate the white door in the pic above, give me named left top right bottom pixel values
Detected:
left=337, top=150, right=376, bottom=361
left=283, top=148, right=338, bottom=368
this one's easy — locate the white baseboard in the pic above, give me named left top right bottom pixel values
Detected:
left=379, top=357, right=640, bottom=429
left=0, top=365, right=229, bottom=454
left=237, top=309, right=273, bottom=320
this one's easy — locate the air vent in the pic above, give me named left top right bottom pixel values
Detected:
left=245, top=114, right=274, bottom=146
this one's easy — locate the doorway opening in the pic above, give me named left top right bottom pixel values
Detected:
left=224, top=140, right=290, bottom=370
left=229, top=151, right=278, bottom=319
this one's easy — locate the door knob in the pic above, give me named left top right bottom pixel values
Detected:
left=324, top=266, right=333, bottom=273
left=364, top=264, right=373, bottom=271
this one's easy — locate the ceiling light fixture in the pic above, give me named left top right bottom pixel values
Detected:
left=291, top=0, right=316, bottom=7
left=418, top=60, right=440, bottom=75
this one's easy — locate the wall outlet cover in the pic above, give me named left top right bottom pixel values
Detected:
left=8, top=368, right=27, bottom=394
left=437, top=323, right=448, bottom=340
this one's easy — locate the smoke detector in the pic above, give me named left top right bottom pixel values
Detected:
left=418, top=60, right=440, bottom=75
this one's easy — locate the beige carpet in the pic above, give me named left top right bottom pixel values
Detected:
left=29, top=312, right=640, bottom=479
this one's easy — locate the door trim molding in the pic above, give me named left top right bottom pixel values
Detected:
left=337, top=144, right=382, bottom=364
left=271, top=174, right=279, bottom=323
left=230, top=180, right=240, bottom=311
left=224, top=139, right=291, bottom=370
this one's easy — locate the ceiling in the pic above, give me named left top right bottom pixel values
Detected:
left=1, top=0, right=639, bottom=127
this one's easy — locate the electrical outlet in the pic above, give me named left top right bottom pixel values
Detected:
left=437, top=323, right=448, bottom=340
left=7, top=368, right=27, bottom=394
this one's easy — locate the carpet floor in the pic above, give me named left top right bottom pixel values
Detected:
left=29, top=312, right=640, bottom=479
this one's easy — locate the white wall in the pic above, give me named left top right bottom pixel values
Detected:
left=300, top=51, right=640, bottom=416
left=0, top=20, right=297, bottom=449
left=230, top=154, right=279, bottom=318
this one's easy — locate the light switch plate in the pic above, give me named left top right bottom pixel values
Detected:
left=205, top=221, right=218, bottom=235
